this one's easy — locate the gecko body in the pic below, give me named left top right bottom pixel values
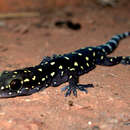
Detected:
left=0, top=32, right=130, bottom=98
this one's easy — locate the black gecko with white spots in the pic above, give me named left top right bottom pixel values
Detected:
left=0, top=32, right=130, bottom=98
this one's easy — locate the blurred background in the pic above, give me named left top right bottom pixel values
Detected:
left=0, top=0, right=117, bottom=13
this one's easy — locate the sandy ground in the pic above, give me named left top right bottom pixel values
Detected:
left=0, top=1, right=130, bottom=130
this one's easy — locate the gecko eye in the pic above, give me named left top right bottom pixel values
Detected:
left=10, top=79, right=22, bottom=91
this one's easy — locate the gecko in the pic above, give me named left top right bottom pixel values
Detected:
left=0, top=32, right=130, bottom=98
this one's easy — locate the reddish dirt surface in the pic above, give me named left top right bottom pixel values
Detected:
left=0, top=1, right=130, bottom=130
left=0, top=0, right=82, bottom=13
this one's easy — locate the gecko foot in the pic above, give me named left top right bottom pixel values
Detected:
left=61, top=84, right=94, bottom=97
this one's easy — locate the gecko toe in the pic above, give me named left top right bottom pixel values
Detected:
left=64, top=86, right=72, bottom=97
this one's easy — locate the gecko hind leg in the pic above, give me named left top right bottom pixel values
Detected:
left=96, top=56, right=122, bottom=66
left=97, top=56, right=130, bottom=66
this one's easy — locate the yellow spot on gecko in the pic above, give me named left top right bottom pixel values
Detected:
left=6, top=85, right=9, bottom=88
left=64, top=57, right=69, bottom=60
left=88, top=48, right=93, bottom=51
left=50, top=62, right=55, bottom=65
left=59, top=65, right=63, bottom=69
left=78, top=53, right=82, bottom=56
left=13, top=71, right=18, bottom=74
left=32, top=86, right=35, bottom=88
left=1, top=86, right=5, bottom=90
left=110, top=58, right=113, bottom=62
left=80, top=66, right=84, bottom=69
left=61, top=71, right=64, bottom=76
left=101, top=56, right=104, bottom=60
left=69, top=75, right=72, bottom=79
left=24, top=78, right=30, bottom=82
left=85, top=57, right=89, bottom=61
left=42, top=78, right=45, bottom=81
left=86, top=63, right=89, bottom=67
left=21, top=81, right=23, bottom=84
left=93, top=52, right=96, bottom=57
left=12, top=75, right=16, bottom=78
left=70, top=68, right=75, bottom=71
left=8, top=92, right=12, bottom=95
left=102, top=49, right=105, bottom=52
left=32, top=76, right=36, bottom=80
left=51, top=72, right=55, bottom=77
left=38, top=68, right=42, bottom=72
left=74, top=62, right=78, bottom=66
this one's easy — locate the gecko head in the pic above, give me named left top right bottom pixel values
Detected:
left=0, top=70, right=23, bottom=98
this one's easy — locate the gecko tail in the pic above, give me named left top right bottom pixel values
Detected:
left=121, top=56, right=130, bottom=65
left=98, top=32, right=130, bottom=55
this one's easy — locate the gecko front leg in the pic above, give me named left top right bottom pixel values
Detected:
left=61, top=74, right=93, bottom=97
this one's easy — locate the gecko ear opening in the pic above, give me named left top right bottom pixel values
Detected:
left=9, top=79, right=22, bottom=91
